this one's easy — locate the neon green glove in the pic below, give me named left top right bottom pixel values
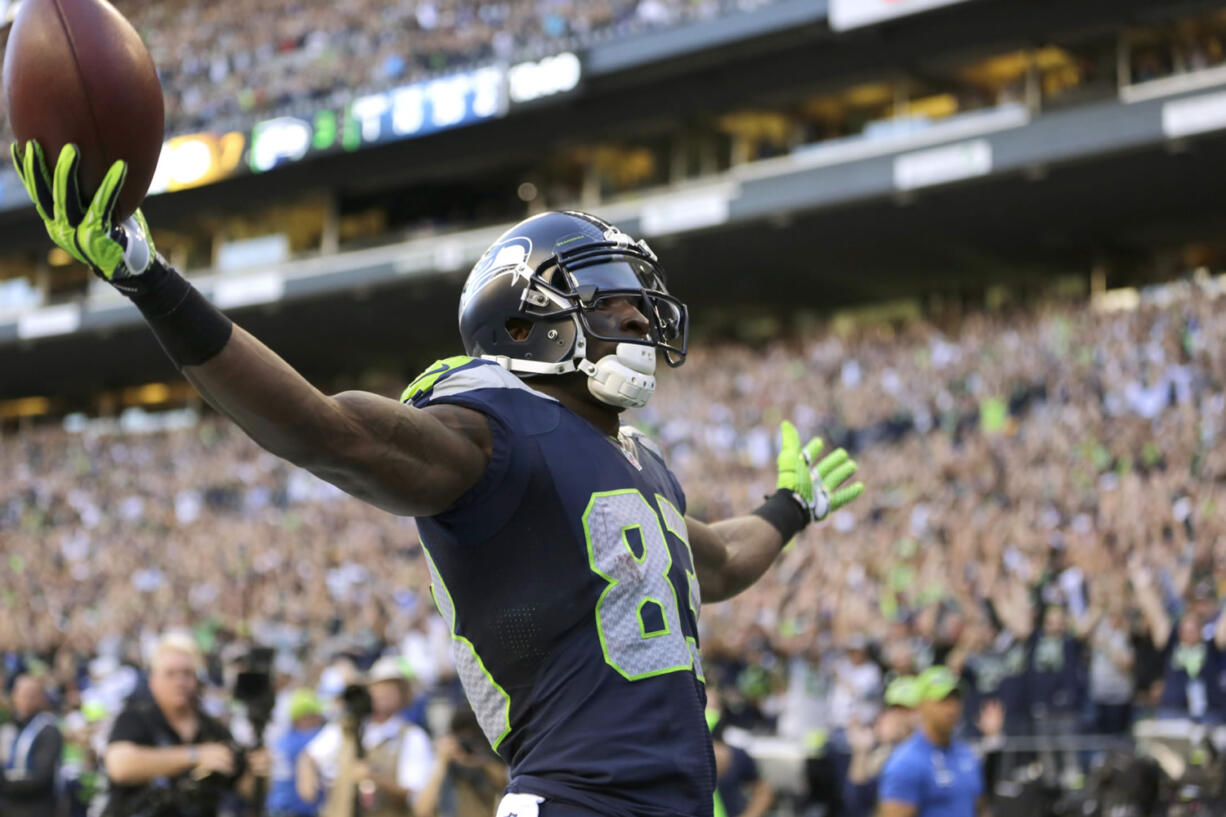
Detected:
left=777, top=420, right=864, bottom=522
left=11, top=141, right=155, bottom=285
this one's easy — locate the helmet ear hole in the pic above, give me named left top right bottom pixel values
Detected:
left=505, top=318, right=534, bottom=342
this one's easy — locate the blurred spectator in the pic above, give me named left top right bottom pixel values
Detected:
left=948, top=617, right=1027, bottom=739
left=300, top=656, right=432, bottom=817
left=828, top=636, right=882, bottom=739
left=843, top=676, right=919, bottom=817
left=712, top=732, right=772, bottom=817
left=103, top=632, right=270, bottom=817
left=878, top=667, right=983, bottom=817
left=1086, top=598, right=1135, bottom=736
left=413, top=707, right=506, bottom=817
left=267, top=688, right=326, bottom=817
left=1132, top=561, right=1226, bottom=723
left=775, top=638, right=830, bottom=744
left=0, top=674, right=63, bottom=817
left=1019, top=603, right=1088, bottom=788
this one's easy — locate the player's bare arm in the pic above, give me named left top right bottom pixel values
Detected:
left=182, top=326, right=491, bottom=516
left=684, top=514, right=784, bottom=602
left=686, top=420, right=864, bottom=603
left=11, top=141, right=491, bottom=517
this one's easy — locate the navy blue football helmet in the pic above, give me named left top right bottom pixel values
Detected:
left=458, top=211, right=688, bottom=377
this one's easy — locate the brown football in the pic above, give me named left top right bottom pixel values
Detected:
left=3, top=0, right=164, bottom=222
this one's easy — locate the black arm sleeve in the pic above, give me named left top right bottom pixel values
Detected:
left=127, top=258, right=234, bottom=368
left=0, top=727, right=63, bottom=799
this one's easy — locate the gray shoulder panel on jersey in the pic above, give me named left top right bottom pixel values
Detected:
left=619, top=425, right=664, bottom=459
left=432, top=361, right=559, bottom=402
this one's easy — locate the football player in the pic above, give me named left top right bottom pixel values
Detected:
left=13, top=144, right=865, bottom=817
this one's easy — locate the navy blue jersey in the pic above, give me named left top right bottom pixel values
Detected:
left=406, top=357, right=714, bottom=817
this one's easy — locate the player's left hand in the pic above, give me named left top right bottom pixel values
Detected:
left=777, top=420, right=864, bottom=522
left=11, top=140, right=155, bottom=286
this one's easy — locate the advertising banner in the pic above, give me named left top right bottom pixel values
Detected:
left=250, top=65, right=507, bottom=172
left=0, top=53, right=585, bottom=209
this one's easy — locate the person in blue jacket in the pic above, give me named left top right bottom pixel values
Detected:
left=267, top=689, right=326, bottom=817
left=877, top=667, right=984, bottom=817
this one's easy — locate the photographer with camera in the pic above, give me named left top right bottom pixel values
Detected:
left=412, top=707, right=506, bottom=817
left=102, top=633, right=270, bottom=817
left=298, top=657, right=432, bottom=817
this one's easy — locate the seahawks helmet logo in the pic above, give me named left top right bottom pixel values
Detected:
left=460, top=236, right=534, bottom=310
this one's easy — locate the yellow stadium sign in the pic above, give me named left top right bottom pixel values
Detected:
left=146, top=131, right=247, bottom=194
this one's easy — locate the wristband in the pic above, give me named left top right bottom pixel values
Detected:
left=187, top=745, right=200, bottom=767
left=752, top=489, right=810, bottom=547
left=126, top=257, right=234, bottom=368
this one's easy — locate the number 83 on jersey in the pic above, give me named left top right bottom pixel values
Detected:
left=582, top=489, right=704, bottom=683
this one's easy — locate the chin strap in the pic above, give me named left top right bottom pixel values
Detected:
left=483, top=311, right=658, bottom=408
left=483, top=333, right=658, bottom=409
left=578, top=343, right=656, bottom=409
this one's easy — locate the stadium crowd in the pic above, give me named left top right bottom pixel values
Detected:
left=0, top=0, right=780, bottom=140
left=4, top=273, right=1226, bottom=814
left=1, top=0, right=1221, bottom=142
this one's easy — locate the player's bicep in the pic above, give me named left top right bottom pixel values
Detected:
left=684, top=515, right=731, bottom=600
left=315, top=391, right=492, bottom=517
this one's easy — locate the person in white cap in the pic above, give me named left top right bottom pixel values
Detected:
left=299, top=656, right=433, bottom=817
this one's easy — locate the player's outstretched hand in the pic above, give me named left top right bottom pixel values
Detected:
left=11, top=140, right=155, bottom=287
left=777, top=420, right=864, bottom=523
